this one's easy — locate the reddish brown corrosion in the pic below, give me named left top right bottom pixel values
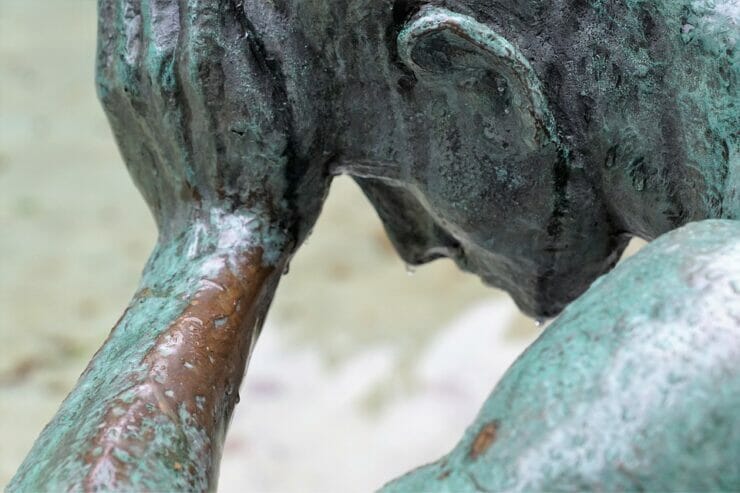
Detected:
left=469, top=421, right=498, bottom=460
left=83, top=249, right=279, bottom=490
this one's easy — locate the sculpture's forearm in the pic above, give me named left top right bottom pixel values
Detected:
left=9, top=214, right=287, bottom=492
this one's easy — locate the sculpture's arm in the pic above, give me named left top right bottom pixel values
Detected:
left=9, top=213, right=287, bottom=491
left=384, top=220, right=740, bottom=492
left=11, top=0, right=329, bottom=490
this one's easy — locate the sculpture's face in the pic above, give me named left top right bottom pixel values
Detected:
left=350, top=8, right=626, bottom=317
left=97, top=0, right=632, bottom=318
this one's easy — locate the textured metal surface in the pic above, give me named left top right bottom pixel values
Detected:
left=8, top=0, right=739, bottom=490
left=88, top=0, right=737, bottom=317
left=9, top=215, right=285, bottom=490
left=383, top=220, right=740, bottom=492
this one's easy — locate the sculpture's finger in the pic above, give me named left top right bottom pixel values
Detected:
left=96, top=0, right=163, bottom=218
left=175, top=1, right=295, bottom=216
left=96, top=0, right=138, bottom=106
left=95, top=0, right=118, bottom=102
left=140, top=0, right=179, bottom=99
left=170, top=0, right=230, bottom=203
left=95, top=1, right=184, bottom=229
left=113, top=0, right=144, bottom=103
left=135, top=0, right=197, bottom=218
left=144, top=0, right=180, bottom=55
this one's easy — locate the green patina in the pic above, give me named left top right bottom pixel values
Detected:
left=383, top=220, right=740, bottom=492
left=9, top=239, right=195, bottom=489
left=8, top=213, right=287, bottom=491
left=9, top=0, right=739, bottom=490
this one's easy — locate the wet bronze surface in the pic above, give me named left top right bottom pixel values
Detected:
left=7, top=0, right=738, bottom=490
left=83, top=249, right=277, bottom=490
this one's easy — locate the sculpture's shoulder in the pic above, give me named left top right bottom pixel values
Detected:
left=574, top=219, right=739, bottom=317
left=383, top=220, right=740, bottom=493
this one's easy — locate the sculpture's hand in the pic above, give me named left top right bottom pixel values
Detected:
left=96, top=0, right=327, bottom=244
left=10, top=2, right=328, bottom=491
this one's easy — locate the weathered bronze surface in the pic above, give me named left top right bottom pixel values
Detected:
left=384, top=219, right=740, bottom=492
left=11, top=221, right=286, bottom=490
left=81, top=249, right=275, bottom=490
left=8, top=0, right=738, bottom=490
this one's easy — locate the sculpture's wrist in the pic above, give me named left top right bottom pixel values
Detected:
left=10, top=211, right=289, bottom=492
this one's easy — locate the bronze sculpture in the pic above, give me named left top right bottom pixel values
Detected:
left=9, top=0, right=738, bottom=490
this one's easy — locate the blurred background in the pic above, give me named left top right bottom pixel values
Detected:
left=0, top=2, right=641, bottom=491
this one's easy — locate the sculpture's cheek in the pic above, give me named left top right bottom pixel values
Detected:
left=413, top=144, right=560, bottom=246
left=406, top=154, right=626, bottom=318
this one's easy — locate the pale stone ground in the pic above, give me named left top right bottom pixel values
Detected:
left=0, top=2, right=642, bottom=491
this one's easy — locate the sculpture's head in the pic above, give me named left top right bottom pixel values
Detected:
left=98, top=0, right=734, bottom=319
left=331, top=1, right=734, bottom=317
left=342, top=7, right=627, bottom=317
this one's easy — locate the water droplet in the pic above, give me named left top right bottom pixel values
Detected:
left=504, top=108, right=510, bottom=115
left=535, top=318, right=545, bottom=327
left=405, top=264, right=417, bottom=276
left=497, top=85, right=505, bottom=93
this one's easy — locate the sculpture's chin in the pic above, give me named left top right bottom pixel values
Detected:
left=498, top=278, right=580, bottom=320
left=471, top=243, right=629, bottom=320
left=478, top=274, right=572, bottom=320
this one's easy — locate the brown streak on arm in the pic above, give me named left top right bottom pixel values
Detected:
left=84, top=249, right=277, bottom=490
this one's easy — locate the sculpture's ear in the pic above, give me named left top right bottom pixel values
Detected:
left=398, top=7, right=559, bottom=149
